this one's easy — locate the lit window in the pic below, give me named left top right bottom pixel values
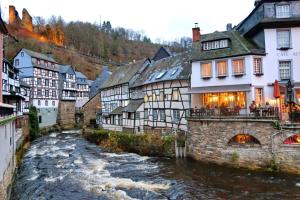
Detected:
left=279, top=61, right=291, bottom=80
left=228, top=134, right=261, bottom=145
left=254, top=58, right=263, bottom=75
left=255, top=88, right=264, bottom=106
left=283, top=134, right=300, bottom=145
left=217, top=61, right=227, bottom=77
left=276, top=5, right=290, bottom=18
left=232, top=59, right=245, bottom=75
left=201, top=63, right=212, bottom=78
left=277, top=30, right=290, bottom=49
left=172, top=89, right=180, bottom=101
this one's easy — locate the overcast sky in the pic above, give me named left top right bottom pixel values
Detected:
left=1, top=0, right=255, bottom=42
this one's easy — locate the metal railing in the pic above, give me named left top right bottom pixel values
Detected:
left=188, top=107, right=279, bottom=120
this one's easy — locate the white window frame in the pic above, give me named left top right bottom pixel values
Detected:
left=279, top=60, right=292, bottom=80
left=232, top=59, right=245, bottom=75
left=276, top=4, right=291, bottom=18
left=277, top=30, right=291, bottom=49
left=253, top=57, right=263, bottom=75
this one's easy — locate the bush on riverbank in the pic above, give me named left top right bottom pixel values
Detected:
left=28, top=106, right=40, bottom=141
left=83, top=129, right=175, bottom=157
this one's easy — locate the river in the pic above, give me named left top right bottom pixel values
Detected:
left=11, top=131, right=300, bottom=200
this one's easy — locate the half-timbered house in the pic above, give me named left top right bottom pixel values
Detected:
left=99, top=60, right=145, bottom=131
left=130, top=48, right=191, bottom=134
left=57, top=65, right=77, bottom=126
left=75, top=71, right=90, bottom=108
left=13, top=49, right=60, bottom=127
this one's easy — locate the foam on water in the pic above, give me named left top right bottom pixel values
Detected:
left=44, top=175, right=66, bottom=182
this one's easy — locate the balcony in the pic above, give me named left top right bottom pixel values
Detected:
left=188, top=107, right=279, bottom=121
left=0, top=103, right=16, bottom=124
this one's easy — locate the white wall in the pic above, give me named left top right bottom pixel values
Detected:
left=0, top=121, right=16, bottom=182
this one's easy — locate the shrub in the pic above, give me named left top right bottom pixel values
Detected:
left=28, top=106, right=40, bottom=141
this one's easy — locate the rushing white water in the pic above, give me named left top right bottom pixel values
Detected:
left=12, top=132, right=300, bottom=200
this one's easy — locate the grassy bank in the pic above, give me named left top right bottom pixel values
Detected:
left=83, top=129, right=175, bottom=157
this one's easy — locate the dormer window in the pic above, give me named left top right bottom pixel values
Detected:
left=276, top=4, right=291, bottom=18
left=203, top=39, right=228, bottom=51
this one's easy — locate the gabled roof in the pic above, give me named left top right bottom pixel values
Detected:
left=110, top=106, right=124, bottom=115
left=75, top=71, right=87, bottom=79
left=59, top=65, right=75, bottom=74
left=123, top=99, right=144, bottom=113
left=152, top=46, right=172, bottom=61
left=101, top=60, right=144, bottom=89
left=132, top=51, right=191, bottom=88
left=90, top=66, right=112, bottom=97
left=87, top=80, right=94, bottom=86
left=22, top=49, right=57, bottom=63
left=191, top=31, right=265, bottom=61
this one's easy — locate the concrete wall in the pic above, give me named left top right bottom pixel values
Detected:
left=187, top=119, right=300, bottom=173
left=0, top=120, right=16, bottom=200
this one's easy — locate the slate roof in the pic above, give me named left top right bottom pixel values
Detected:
left=87, top=80, right=94, bottom=86
left=191, top=31, right=265, bottom=61
left=123, top=99, right=144, bottom=113
left=75, top=71, right=87, bottom=79
left=22, top=49, right=57, bottom=63
left=110, top=106, right=124, bottom=115
left=90, top=66, right=112, bottom=97
left=101, top=60, right=144, bottom=89
left=132, top=51, right=191, bottom=88
left=59, top=65, right=71, bottom=74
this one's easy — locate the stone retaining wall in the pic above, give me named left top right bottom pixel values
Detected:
left=0, top=158, right=14, bottom=200
left=187, top=119, right=300, bottom=173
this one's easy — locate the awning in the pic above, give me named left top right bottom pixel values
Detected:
left=188, top=84, right=251, bottom=94
left=123, top=99, right=144, bottom=113
left=110, top=107, right=124, bottom=115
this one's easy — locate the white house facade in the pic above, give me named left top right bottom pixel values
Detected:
left=14, top=49, right=60, bottom=127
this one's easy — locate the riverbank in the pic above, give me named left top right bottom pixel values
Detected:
left=82, top=128, right=175, bottom=157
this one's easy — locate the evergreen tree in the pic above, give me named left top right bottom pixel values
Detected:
left=28, top=106, right=40, bottom=141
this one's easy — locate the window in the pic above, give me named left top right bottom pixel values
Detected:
left=52, top=90, right=56, bottom=98
left=144, top=109, right=149, bottom=119
left=38, top=100, right=41, bottom=106
left=172, top=89, right=180, bottom=101
left=52, top=80, right=56, bottom=87
left=216, top=61, right=227, bottom=77
left=153, top=93, right=157, bottom=101
left=39, top=116, right=42, bottom=123
left=173, top=110, right=181, bottom=124
left=45, top=100, right=48, bottom=106
left=279, top=61, right=291, bottom=80
left=232, top=59, right=245, bottom=75
left=159, top=110, right=166, bottom=121
left=255, top=88, right=264, bottom=106
left=276, top=5, right=290, bottom=18
left=159, top=91, right=164, bottom=101
left=21, top=52, right=24, bottom=57
left=254, top=58, right=263, bottom=75
left=52, top=101, right=55, bottom=106
left=15, top=59, right=19, bottom=66
left=128, top=113, right=133, bottom=120
left=201, top=63, right=212, bottom=78
left=49, top=71, right=52, bottom=77
left=45, top=79, right=49, bottom=87
left=37, top=78, right=42, bottom=85
left=277, top=30, right=290, bottom=49
left=156, top=71, right=167, bottom=79
left=45, top=90, right=49, bottom=97
left=2, top=80, right=7, bottom=91
left=136, top=112, right=140, bottom=120
left=37, top=89, right=42, bottom=97
left=153, top=109, right=158, bottom=121
left=2, top=64, right=7, bottom=73
left=203, top=39, right=228, bottom=50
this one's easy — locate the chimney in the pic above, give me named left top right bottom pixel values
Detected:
left=192, top=23, right=201, bottom=42
left=226, top=23, right=233, bottom=31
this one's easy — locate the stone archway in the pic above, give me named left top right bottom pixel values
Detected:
left=228, top=134, right=261, bottom=145
left=283, top=134, right=300, bottom=145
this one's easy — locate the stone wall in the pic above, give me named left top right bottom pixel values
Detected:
left=82, top=94, right=100, bottom=126
left=57, top=101, right=76, bottom=127
left=187, top=119, right=300, bottom=173
left=0, top=159, right=14, bottom=200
